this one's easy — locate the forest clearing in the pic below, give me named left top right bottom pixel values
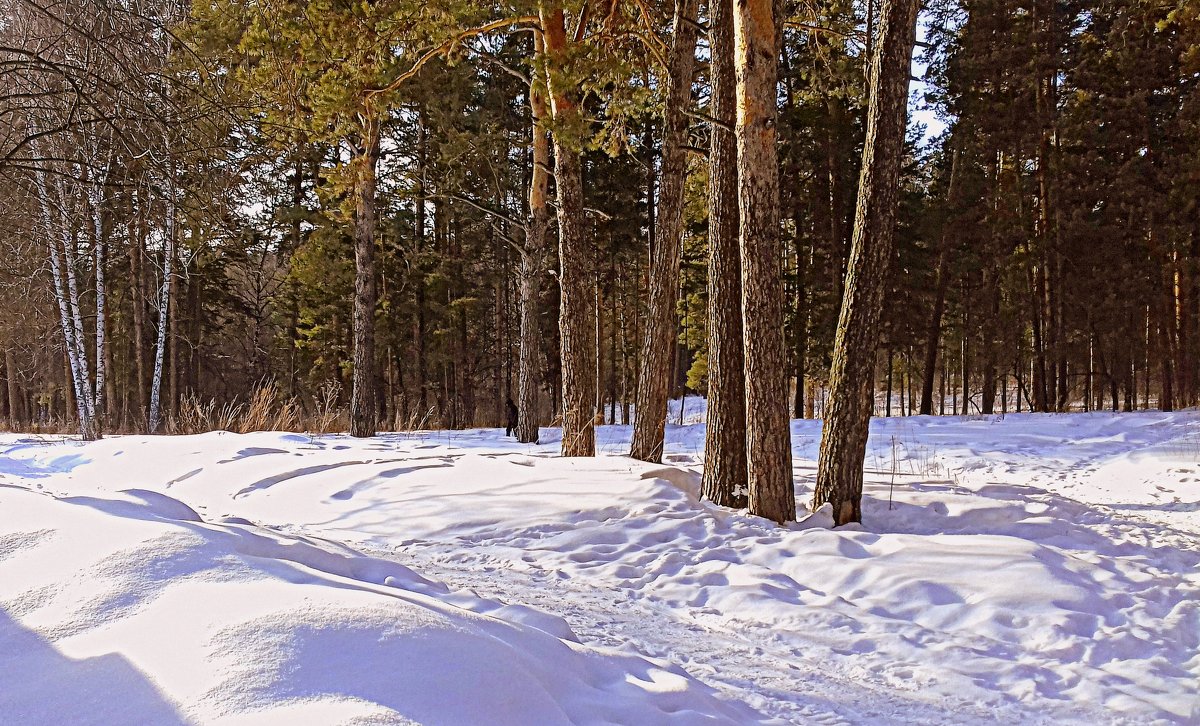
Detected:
left=4, top=0, right=1200, bottom=721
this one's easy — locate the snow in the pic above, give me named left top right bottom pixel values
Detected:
left=1, top=411, right=1198, bottom=724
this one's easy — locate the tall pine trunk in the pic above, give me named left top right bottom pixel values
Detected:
left=540, top=7, right=596, bottom=456
left=414, top=119, right=429, bottom=420
left=919, top=146, right=960, bottom=415
left=630, top=0, right=700, bottom=463
left=734, top=0, right=794, bottom=523
left=552, top=146, right=595, bottom=455
left=701, top=0, right=747, bottom=508
left=349, top=122, right=381, bottom=437
left=517, top=37, right=552, bottom=443
left=813, top=0, right=920, bottom=526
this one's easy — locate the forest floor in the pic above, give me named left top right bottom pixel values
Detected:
left=1, top=410, right=1197, bottom=724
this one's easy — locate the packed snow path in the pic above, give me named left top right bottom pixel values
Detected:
left=1, top=411, right=1198, bottom=724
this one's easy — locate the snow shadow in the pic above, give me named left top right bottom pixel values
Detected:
left=0, top=448, right=90, bottom=480
left=0, top=609, right=188, bottom=725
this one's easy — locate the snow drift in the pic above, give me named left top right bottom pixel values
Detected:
left=0, top=484, right=761, bottom=725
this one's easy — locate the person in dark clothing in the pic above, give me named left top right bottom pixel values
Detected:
left=505, top=398, right=519, bottom=437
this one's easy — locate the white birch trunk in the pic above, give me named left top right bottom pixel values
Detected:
left=148, top=178, right=176, bottom=433
left=51, top=170, right=96, bottom=423
left=30, top=160, right=97, bottom=438
left=89, top=164, right=108, bottom=421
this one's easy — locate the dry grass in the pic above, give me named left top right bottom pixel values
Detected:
left=2, top=382, right=350, bottom=437
left=0, top=380, right=485, bottom=437
left=168, top=381, right=353, bottom=435
left=1, top=379, right=562, bottom=438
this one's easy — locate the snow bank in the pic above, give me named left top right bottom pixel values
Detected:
left=0, top=484, right=762, bottom=725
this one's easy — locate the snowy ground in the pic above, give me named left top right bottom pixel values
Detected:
left=1, top=411, right=1197, bottom=724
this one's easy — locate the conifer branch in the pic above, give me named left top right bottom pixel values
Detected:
left=366, top=16, right=542, bottom=101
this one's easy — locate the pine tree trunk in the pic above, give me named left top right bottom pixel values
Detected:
left=414, top=121, right=429, bottom=421
left=540, top=6, right=596, bottom=456
left=1028, top=258, right=1048, bottom=412
left=701, top=0, right=747, bottom=509
left=813, top=0, right=920, bottom=526
left=980, top=267, right=1000, bottom=414
left=631, top=0, right=700, bottom=462
left=791, top=214, right=809, bottom=419
left=517, top=41, right=552, bottom=443
left=827, top=99, right=850, bottom=309
left=552, top=144, right=595, bottom=456
left=961, top=320, right=970, bottom=414
left=734, top=0, right=794, bottom=523
left=1160, top=281, right=1175, bottom=412
left=885, top=347, right=894, bottom=416
left=595, top=264, right=603, bottom=424
left=1173, top=247, right=1190, bottom=406
left=919, top=148, right=960, bottom=415
left=349, top=122, right=381, bottom=437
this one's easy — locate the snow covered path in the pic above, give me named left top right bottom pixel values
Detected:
left=1, top=412, right=1198, bottom=724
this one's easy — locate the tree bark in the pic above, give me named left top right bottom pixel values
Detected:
left=131, top=188, right=148, bottom=426
left=551, top=147, right=595, bottom=455
left=540, top=6, right=596, bottom=456
left=517, top=39, right=553, bottom=443
left=630, top=0, right=700, bottom=463
left=3, top=346, right=17, bottom=429
left=885, top=347, right=894, bottom=416
left=168, top=256, right=179, bottom=419
left=701, top=0, right=747, bottom=509
left=919, top=146, right=960, bottom=415
left=734, top=0, right=794, bottom=523
left=980, top=267, right=1000, bottom=414
left=813, top=0, right=920, bottom=526
left=414, top=119, right=429, bottom=421
left=791, top=206, right=809, bottom=419
left=349, top=121, right=381, bottom=437
left=88, top=169, right=108, bottom=427
left=31, top=149, right=97, bottom=439
left=148, top=185, right=174, bottom=434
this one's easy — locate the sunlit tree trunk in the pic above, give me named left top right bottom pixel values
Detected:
left=540, top=4, right=596, bottom=456
left=734, top=0, right=794, bottom=523
left=813, top=0, right=921, bottom=526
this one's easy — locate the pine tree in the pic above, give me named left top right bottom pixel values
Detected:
left=813, top=0, right=921, bottom=526
left=631, top=0, right=701, bottom=463
left=734, top=0, right=795, bottom=523
left=700, top=0, right=747, bottom=508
